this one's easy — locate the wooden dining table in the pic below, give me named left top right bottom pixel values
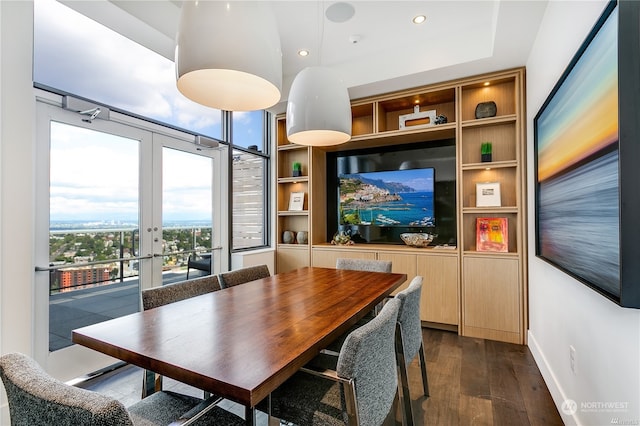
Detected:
left=72, top=266, right=406, bottom=423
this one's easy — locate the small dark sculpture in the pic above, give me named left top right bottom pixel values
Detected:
left=434, top=114, right=448, bottom=125
left=475, top=101, right=497, bottom=119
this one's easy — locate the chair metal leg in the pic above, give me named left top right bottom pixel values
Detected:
left=343, top=379, right=361, bottom=426
left=267, top=416, right=280, bottom=426
left=418, top=341, right=429, bottom=397
left=393, top=388, right=404, bottom=426
left=395, top=326, right=413, bottom=426
left=176, top=395, right=224, bottom=426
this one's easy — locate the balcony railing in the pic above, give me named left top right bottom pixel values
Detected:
left=40, top=226, right=213, bottom=294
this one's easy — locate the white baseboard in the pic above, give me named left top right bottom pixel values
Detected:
left=528, top=330, right=580, bottom=426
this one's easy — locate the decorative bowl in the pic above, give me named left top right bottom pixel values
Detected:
left=331, top=231, right=354, bottom=245
left=400, top=233, right=435, bottom=248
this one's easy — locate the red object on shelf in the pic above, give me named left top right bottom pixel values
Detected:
left=476, top=217, right=508, bottom=252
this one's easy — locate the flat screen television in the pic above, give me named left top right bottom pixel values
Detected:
left=534, top=0, right=640, bottom=308
left=327, top=140, right=456, bottom=245
left=339, top=169, right=435, bottom=227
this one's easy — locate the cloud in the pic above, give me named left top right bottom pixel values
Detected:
left=34, top=0, right=222, bottom=136
left=49, top=117, right=213, bottom=222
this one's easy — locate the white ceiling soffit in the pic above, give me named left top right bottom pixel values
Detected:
left=59, top=0, right=548, bottom=109
left=59, top=0, right=179, bottom=60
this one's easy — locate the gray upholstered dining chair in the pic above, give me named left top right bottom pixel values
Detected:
left=335, top=257, right=392, bottom=273
left=141, top=274, right=220, bottom=311
left=319, top=257, right=394, bottom=357
left=0, top=352, right=245, bottom=426
left=395, top=276, right=429, bottom=426
left=318, top=275, right=429, bottom=425
left=141, top=275, right=220, bottom=398
left=218, top=264, right=270, bottom=289
left=267, top=298, right=402, bottom=426
left=336, top=258, right=392, bottom=318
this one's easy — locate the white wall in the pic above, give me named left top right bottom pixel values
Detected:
left=0, top=1, right=36, bottom=356
left=526, top=2, right=640, bottom=425
left=0, top=1, right=36, bottom=422
left=231, top=248, right=275, bottom=274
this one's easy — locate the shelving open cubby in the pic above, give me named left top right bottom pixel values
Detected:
left=377, top=87, right=456, bottom=133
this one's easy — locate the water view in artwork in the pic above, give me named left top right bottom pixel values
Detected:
left=535, top=5, right=619, bottom=296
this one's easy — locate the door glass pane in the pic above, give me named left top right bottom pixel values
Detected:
left=232, top=150, right=266, bottom=249
left=162, top=148, right=213, bottom=282
left=49, top=122, right=140, bottom=352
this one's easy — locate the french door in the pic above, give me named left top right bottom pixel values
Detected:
left=35, top=99, right=225, bottom=379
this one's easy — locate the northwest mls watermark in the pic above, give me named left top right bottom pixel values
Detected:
left=562, top=399, right=631, bottom=414
left=561, top=399, right=637, bottom=424
left=610, top=419, right=639, bottom=425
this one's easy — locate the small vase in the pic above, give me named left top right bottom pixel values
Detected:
left=481, top=153, right=492, bottom=162
left=282, top=231, right=295, bottom=244
left=296, top=231, right=308, bottom=244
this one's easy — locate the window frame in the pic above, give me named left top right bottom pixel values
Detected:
left=228, top=110, right=271, bottom=252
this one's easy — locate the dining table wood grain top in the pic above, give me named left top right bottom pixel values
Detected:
left=72, top=266, right=406, bottom=408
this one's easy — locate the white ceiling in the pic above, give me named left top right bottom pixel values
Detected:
left=61, top=0, right=548, bottom=113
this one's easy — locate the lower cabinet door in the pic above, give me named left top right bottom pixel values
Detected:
left=417, top=254, right=459, bottom=325
left=276, top=246, right=309, bottom=273
left=311, top=248, right=375, bottom=268
left=462, top=256, right=521, bottom=343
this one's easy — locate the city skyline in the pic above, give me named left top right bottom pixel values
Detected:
left=50, top=218, right=212, bottom=231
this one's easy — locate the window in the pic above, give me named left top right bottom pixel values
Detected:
left=33, top=0, right=222, bottom=139
left=232, top=149, right=267, bottom=249
left=231, top=111, right=269, bottom=250
left=232, top=110, right=266, bottom=152
left=34, top=0, right=271, bottom=255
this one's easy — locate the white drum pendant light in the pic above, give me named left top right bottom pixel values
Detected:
left=286, top=67, right=352, bottom=146
left=175, top=1, right=282, bottom=111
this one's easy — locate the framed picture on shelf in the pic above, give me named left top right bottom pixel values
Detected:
left=288, top=192, right=305, bottom=211
left=476, top=182, right=501, bottom=207
left=476, top=217, right=508, bottom=252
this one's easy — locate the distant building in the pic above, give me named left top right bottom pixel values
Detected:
left=56, top=267, right=110, bottom=291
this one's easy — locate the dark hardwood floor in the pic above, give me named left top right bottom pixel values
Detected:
left=414, top=328, right=563, bottom=426
left=80, top=327, right=563, bottom=425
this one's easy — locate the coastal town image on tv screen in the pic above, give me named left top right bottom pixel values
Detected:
left=338, top=168, right=435, bottom=228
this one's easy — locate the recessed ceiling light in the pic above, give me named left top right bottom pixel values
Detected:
left=298, top=49, right=310, bottom=57
left=413, top=15, right=426, bottom=24
left=484, top=82, right=491, bottom=86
